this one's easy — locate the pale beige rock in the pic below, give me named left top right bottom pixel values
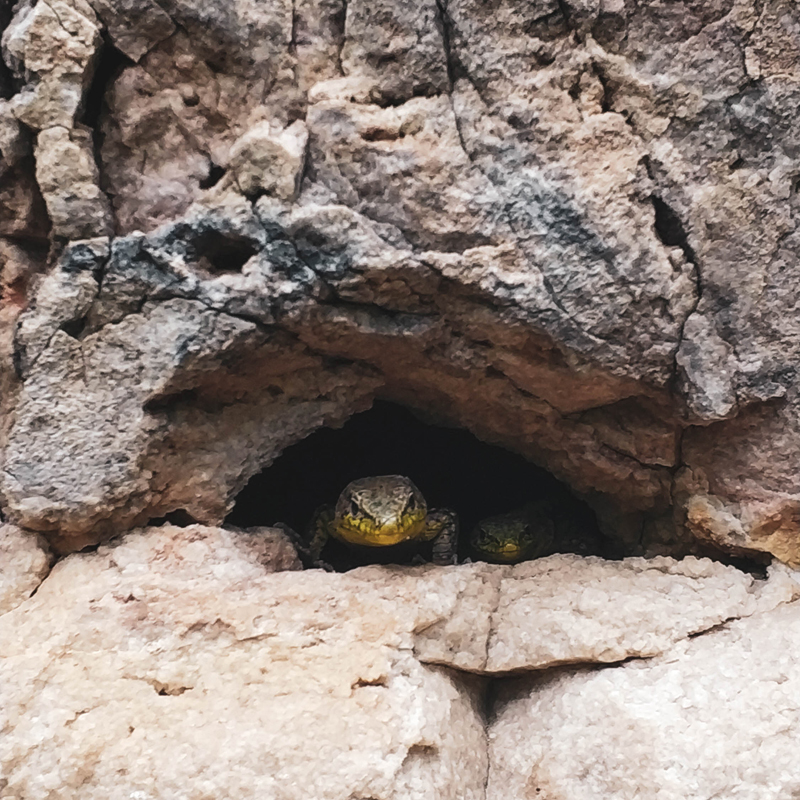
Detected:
left=415, top=554, right=797, bottom=673
left=34, top=126, right=111, bottom=239
left=487, top=578, right=800, bottom=800
left=227, top=119, right=308, bottom=200
left=0, top=523, right=51, bottom=614
left=2, top=524, right=798, bottom=799
left=0, top=524, right=487, bottom=800
left=3, top=0, right=101, bottom=130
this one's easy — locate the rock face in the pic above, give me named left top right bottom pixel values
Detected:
left=2, top=524, right=799, bottom=799
left=0, top=523, right=51, bottom=613
left=1, top=0, right=799, bottom=562
left=487, top=598, right=800, bottom=800
left=3, top=0, right=800, bottom=797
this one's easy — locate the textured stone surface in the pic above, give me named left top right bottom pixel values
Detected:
left=0, top=523, right=51, bottom=614
left=34, top=125, right=111, bottom=239
left=487, top=593, right=800, bottom=800
left=3, top=2, right=800, bottom=796
left=2, top=0, right=101, bottom=129
left=0, top=0, right=797, bottom=561
left=0, top=524, right=486, bottom=800
left=2, top=524, right=799, bottom=799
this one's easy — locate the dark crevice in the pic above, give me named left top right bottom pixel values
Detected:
left=154, top=684, right=191, bottom=696
left=199, top=163, right=226, bottom=190
left=0, top=0, right=16, bottom=99
left=80, top=34, right=132, bottom=138
left=651, top=195, right=698, bottom=269
left=79, top=35, right=131, bottom=234
left=592, top=63, right=614, bottom=113
left=186, top=229, right=259, bottom=274
left=289, top=0, right=298, bottom=55
left=226, top=401, right=609, bottom=571
left=434, top=0, right=467, bottom=91
left=334, top=0, right=348, bottom=76
left=59, top=317, right=88, bottom=340
left=148, top=509, right=199, bottom=527
left=554, top=0, right=578, bottom=38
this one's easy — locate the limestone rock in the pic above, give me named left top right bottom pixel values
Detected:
left=3, top=225, right=380, bottom=546
left=34, top=126, right=111, bottom=239
left=0, top=237, right=47, bottom=450
left=227, top=119, right=308, bottom=201
left=2, top=524, right=798, bottom=798
left=415, top=554, right=797, bottom=673
left=1, top=200, right=679, bottom=548
left=0, top=523, right=51, bottom=614
left=487, top=592, right=800, bottom=800
left=1, top=0, right=800, bottom=563
left=340, top=0, right=449, bottom=105
left=85, top=0, right=175, bottom=62
left=0, top=524, right=486, bottom=800
left=0, top=101, right=49, bottom=239
left=2, top=0, right=101, bottom=130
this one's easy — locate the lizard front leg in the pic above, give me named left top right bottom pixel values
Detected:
left=296, top=505, right=336, bottom=570
left=425, top=508, right=459, bottom=566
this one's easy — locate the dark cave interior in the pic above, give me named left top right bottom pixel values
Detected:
left=225, top=401, right=610, bottom=568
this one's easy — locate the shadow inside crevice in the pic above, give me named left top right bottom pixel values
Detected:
left=226, top=401, right=608, bottom=568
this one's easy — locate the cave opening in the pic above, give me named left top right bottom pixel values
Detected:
left=225, top=401, right=611, bottom=568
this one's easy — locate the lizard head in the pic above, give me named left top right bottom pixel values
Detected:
left=334, top=475, right=428, bottom=546
left=469, top=505, right=555, bottom=563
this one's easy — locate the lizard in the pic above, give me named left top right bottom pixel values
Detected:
left=302, top=475, right=458, bottom=568
left=469, top=498, right=604, bottom=563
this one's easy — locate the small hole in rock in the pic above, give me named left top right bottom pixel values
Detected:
left=187, top=230, right=258, bottom=274
left=199, top=163, right=226, bottom=189
left=59, top=318, right=88, bottom=339
left=148, top=509, right=198, bottom=527
left=226, top=401, right=608, bottom=570
left=651, top=196, right=687, bottom=248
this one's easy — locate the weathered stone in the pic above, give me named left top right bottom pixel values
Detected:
left=0, top=100, right=28, bottom=165
left=1, top=0, right=799, bottom=563
left=0, top=237, right=47, bottom=440
left=487, top=584, right=800, bottom=800
left=0, top=524, right=487, bottom=800
left=2, top=200, right=681, bottom=548
left=227, top=119, right=308, bottom=201
left=34, top=125, right=111, bottom=239
left=2, top=223, right=380, bottom=547
left=0, top=102, right=49, bottom=238
left=0, top=523, right=51, bottom=614
left=14, top=237, right=108, bottom=374
left=2, top=0, right=101, bottom=129
left=340, top=0, right=449, bottom=105
left=2, top=523, right=798, bottom=798
left=85, top=0, right=175, bottom=62
left=415, top=554, right=797, bottom=673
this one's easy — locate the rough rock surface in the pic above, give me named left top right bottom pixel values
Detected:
left=3, top=524, right=798, bottom=799
left=0, top=523, right=51, bottom=613
left=487, top=597, right=800, bottom=800
left=3, top=1, right=800, bottom=797
left=0, top=0, right=798, bottom=562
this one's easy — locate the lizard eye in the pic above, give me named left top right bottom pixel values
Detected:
left=349, top=500, right=360, bottom=517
